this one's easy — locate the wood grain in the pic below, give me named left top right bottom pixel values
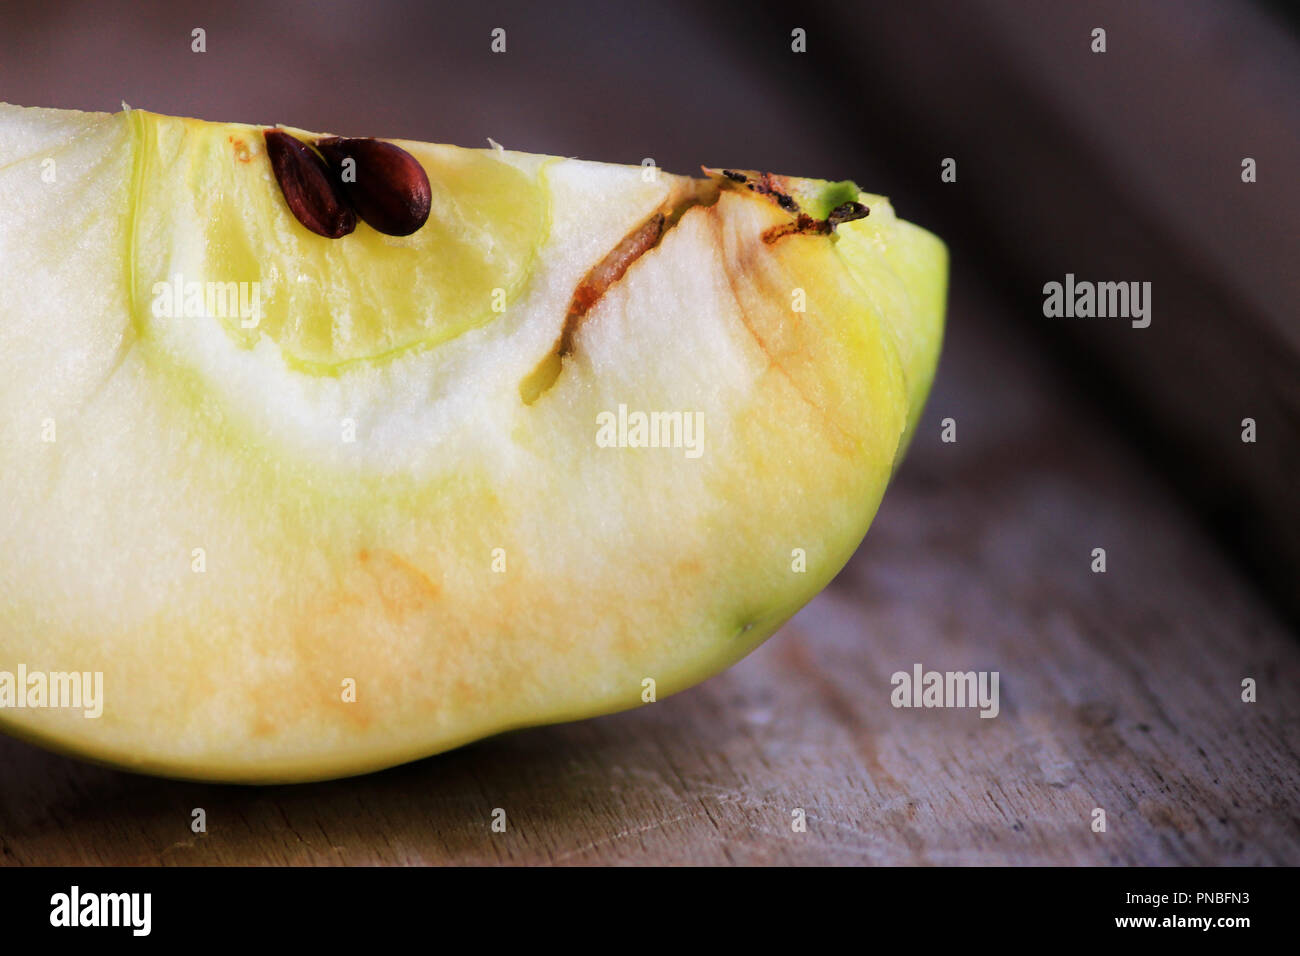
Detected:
left=2, top=287, right=1296, bottom=866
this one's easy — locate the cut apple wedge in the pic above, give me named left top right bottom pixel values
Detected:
left=0, top=104, right=946, bottom=782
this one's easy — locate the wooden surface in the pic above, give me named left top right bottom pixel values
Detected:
left=3, top=287, right=1297, bottom=866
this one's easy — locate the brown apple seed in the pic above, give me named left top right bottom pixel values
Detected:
left=316, top=137, right=432, bottom=237
left=264, top=129, right=357, bottom=239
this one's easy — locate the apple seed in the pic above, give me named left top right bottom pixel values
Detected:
left=316, top=137, right=432, bottom=237
left=264, top=129, right=357, bottom=239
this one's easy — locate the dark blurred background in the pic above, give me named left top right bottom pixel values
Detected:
left=3, top=0, right=1296, bottom=619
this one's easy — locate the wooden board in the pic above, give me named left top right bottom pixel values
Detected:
left=3, top=284, right=1296, bottom=866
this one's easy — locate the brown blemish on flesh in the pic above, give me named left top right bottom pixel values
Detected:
left=760, top=202, right=869, bottom=244
left=519, top=185, right=719, bottom=405
left=519, top=167, right=863, bottom=410
left=559, top=212, right=666, bottom=356
left=228, top=135, right=251, bottom=163
left=719, top=169, right=800, bottom=214
left=707, top=199, right=857, bottom=454
left=761, top=213, right=832, bottom=244
left=708, top=168, right=868, bottom=245
left=517, top=212, right=667, bottom=406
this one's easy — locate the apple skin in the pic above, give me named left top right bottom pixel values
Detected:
left=0, top=105, right=946, bottom=782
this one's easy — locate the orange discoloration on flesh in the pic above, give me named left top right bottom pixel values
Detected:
left=357, top=547, right=441, bottom=619
left=227, top=134, right=251, bottom=163
left=244, top=548, right=447, bottom=741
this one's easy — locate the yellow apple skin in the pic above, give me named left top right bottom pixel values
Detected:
left=0, top=106, right=946, bottom=782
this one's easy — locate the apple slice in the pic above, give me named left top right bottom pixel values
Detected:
left=0, top=104, right=946, bottom=782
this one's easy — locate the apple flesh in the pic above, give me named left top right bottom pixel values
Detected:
left=0, top=104, right=946, bottom=781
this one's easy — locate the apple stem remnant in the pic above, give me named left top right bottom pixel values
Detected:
left=828, top=201, right=870, bottom=227
left=708, top=167, right=869, bottom=243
